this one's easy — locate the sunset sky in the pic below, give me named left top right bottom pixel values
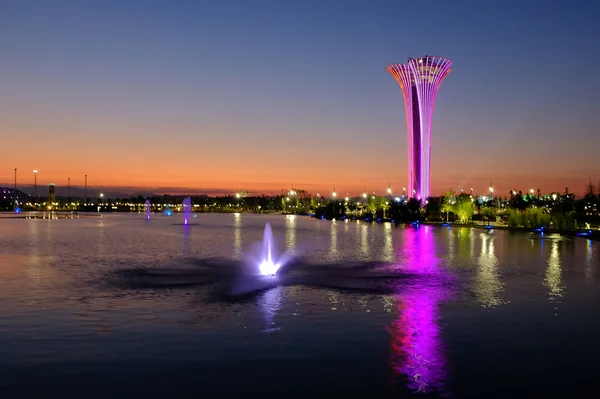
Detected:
left=2, top=0, right=599, bottom=197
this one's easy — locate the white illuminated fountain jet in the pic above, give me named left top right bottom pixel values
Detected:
left=258, top=223, right=284, bottom=276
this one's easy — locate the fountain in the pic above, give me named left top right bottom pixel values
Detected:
left=258, top=223, right=282, bottom=276
left=144, top=199, right=151, bottom=220
left=164, top=204, right=172, bottom=216
left=182, top=197, right=192, bottom=225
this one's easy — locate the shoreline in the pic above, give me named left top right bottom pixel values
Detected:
left=1, top=210, right=597, bottom=241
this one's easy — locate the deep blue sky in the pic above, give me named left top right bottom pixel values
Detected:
left=2, top=0, right=599, bottom=195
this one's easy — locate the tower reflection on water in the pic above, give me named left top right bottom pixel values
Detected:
left=388, top=226, right=450, bottom=394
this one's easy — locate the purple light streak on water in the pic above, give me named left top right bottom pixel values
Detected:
left=388, top=226, right=449, bottom=394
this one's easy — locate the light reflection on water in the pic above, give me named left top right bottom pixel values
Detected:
left=586, top=239, right=593, bottom=281
left=233, top=212, right=242, bottom=259
left=474, top=232, right=503, bottom=308
left=285, top=215, right=296, bottom=252
left=0, top=215, right=598, bottom=397
left=328, top=219, right=339, bottom=260
left=544, top=240, right=564, bottom=304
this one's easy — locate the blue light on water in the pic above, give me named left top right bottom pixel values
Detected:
left=165, top=210, right=172, bottom=216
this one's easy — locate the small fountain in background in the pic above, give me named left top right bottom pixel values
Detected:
left=164, top=204, right=172, bottom=216
left=182, top=197, right=192, bottom=225
left=144, top=199, right=151, bottom=220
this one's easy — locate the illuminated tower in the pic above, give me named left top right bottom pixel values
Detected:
left=48, top=183, right=56, bottom=207
left=387, top=56, right=452, bottom=200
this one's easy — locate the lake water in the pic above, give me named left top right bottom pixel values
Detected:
left=0, top=213, right=598, bottom=398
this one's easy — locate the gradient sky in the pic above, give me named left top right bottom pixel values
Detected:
left=2, top=0, right=599, bottom=197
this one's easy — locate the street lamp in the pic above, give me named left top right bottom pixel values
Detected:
left=14, top=168, right=18, bottom=212
left=33, top=170, right=38, bottom=198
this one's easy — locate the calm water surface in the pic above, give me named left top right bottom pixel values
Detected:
left=0, top=213, right=599, bottom=398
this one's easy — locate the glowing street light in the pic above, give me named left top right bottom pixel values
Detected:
left=530, top=189, right=535, bottom=194
left=33, top=170, right=38, bottom=197
left=552, top=194, right=557, bottom=201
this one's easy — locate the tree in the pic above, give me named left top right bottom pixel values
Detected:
left=424, top=196, right=441, bottom=220
left=454, top=193, right=475, bottom=224
left=481, top=207, right=496, bottom=225
left=440, top=189, right=455, bottom=222
left=584, top=180, right=596, bottom=204
left=367, top=196, right=378, bottom=219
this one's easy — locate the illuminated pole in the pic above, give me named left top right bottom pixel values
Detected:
left=84, top=174, right=87, bottom=206
left=33, top=170, right=38, bottom=197
left=387, top=56, right=452, bottom=200
left=14, top=168, right=17, bottom=211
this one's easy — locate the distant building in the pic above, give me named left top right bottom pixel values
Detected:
left=48, top=184, right=56, bottom=205
left=387, top=56, right=453, bottom=200
left=0, top=187, right=29, bottom=209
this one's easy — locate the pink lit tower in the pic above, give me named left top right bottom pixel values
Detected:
left=387, top=56, right=452, bottom=200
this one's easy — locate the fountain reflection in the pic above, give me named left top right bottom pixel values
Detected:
left=259, top=286, right=283, bottom=333
left=473, top=232, right=503, bottom=308
left=182, top=224, right=191, bottom=257
left=388, top=225, right=449, bottom=395
left=544, top=240, right=564, bottom=304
